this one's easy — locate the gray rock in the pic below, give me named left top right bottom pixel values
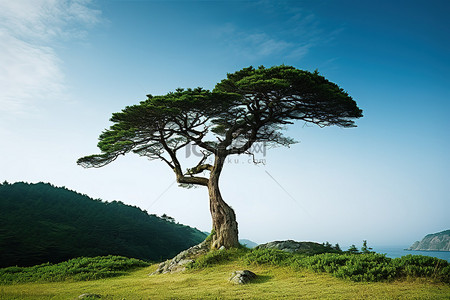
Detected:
left=256, top=240, right=326, bottom=254
left=229, top=270, right=256, bottom=284
left=407, top=230, right=450, bottom=251
left=256, top=240, right=300, bottom=253
left=150, top=240, right=209, bottom=275
left=78, top=293, right=101, bottom=299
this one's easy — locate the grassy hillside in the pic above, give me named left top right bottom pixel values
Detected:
left=0, top=251, right=449, bottom=299
left=0, top=256, right=149, bottom=284
left=0, top=182, right=206, bottom=267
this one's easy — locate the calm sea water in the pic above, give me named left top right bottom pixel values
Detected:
left=372, top=247, right=450, bottom=262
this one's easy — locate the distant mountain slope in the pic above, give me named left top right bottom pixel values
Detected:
left=239, top=239, right=258, bottom=248
left=0, top=182, right=207, bottom=267
left=408, top=230, right=450, bottom=251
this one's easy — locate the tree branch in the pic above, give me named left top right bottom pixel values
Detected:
left=176, top=174, right=209, bottom=186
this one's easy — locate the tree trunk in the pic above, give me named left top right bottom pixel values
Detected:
left=208, top=156, right=239, bottom=249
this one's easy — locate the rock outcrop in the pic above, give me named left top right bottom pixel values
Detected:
left=407, top=230, right=450, bottom=251
left=150, top=240, right=210, bottom=275
left=256, top=240, right=334, bottom=254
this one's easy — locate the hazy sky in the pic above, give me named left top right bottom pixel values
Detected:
left=1, top=0, right=449, bottom=247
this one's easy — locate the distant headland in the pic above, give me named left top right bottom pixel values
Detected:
left=407, top=230, right=450, bottom=251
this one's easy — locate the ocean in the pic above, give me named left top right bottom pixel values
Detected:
left=372, top=247, right=450, bottom=262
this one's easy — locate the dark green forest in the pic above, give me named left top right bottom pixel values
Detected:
left=0, top=182, right=206, bottom=267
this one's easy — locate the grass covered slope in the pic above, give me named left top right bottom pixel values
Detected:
left=0, top=182, right=206, bottom=267
left=0, top=256, right=149, bottom=284
left=0, top=251, right=449, bottom=299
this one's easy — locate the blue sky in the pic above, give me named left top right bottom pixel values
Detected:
left=0, top=0, right=449, bottom=247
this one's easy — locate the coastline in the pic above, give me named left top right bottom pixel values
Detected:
left=404, top=249, right=450, bottom=252
left=373, top=247, right=450, bottom=262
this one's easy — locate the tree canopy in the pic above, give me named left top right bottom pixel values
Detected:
left=78, top=65, right=363, bottom=249
left=78, top=65, right=362, bottom=183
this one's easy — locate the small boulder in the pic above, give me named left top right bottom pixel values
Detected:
left=229, top=270, right=256, bottom=284
left=78, top=293, right=101, bottom=299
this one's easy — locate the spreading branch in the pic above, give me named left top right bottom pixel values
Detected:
left=78, top=66, right=362, bottom=189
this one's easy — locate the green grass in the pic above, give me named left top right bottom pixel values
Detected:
left=1, top=261, right=449, bottom=299
left=0, top=256, right=149, bottom=284
left=0, top=251, right=449, bottom=299
left=187, top=247, right=247, bottom=270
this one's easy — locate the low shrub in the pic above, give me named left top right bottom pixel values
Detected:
left=0, top=255, right=149, bottom=284
left=242, top=248, right=294, bottom=266
left=392, top=255, right=450, bottom=283
left=242, top=248, right=449, bottom=283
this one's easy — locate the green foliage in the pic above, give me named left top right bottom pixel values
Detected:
left=334, top=243, right=342, bottom=251
left=361, top=240, right=373, bottom=254
left=78, top=65, right=362, bottom=171
left=347, top=244, right=360, bottom=254
left=184, top=242, right=450, bottom=284
left=204, top=229, right=216, bottom=244
left=242, top=248, right=449, bottom=283
left=391, top=255, right=450, bottom=283
left=323, top=241, right=332, bottom=248
left=0, top=182, right=207, bottom=267
left=187, top=248, right=248, bottom=269
left=77, top=88, right=241, bottom=169
left=298, top=253, right=398, bottom=282
left=161, top=213, right=176, bottom=223
left=214, top=65, right=363, bottom=129
left=0, top=256, right=149, bottom=284
left=242, top=249, right=294, bottom=266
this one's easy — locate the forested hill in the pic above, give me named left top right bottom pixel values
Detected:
left=0, top=182, right=207, bottom=267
